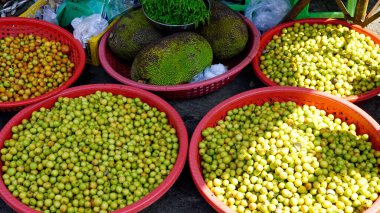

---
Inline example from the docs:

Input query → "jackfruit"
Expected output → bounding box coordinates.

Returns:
[107,8,163,61]
[198,1,248,60]
[131,32,213,85]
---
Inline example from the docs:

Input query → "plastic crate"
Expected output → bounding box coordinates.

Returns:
[85,17,120,66]
[56,0,105,27]
[225,0,251,12]
[19,0,48,18]
[20,0,117,66]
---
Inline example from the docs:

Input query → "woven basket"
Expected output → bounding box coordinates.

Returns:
[99,15,260,100]
[0,18,86,111]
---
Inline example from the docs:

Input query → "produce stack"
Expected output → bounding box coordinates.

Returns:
[0,34,74,102]
[189,88,380,213]
[253,19,380,102]
[0,11,189,213]
[188,15,380,213]
[106,0,250,86]
[0,85,187,213]
[0,18,85,111]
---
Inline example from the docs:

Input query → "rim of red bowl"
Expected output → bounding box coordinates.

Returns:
[189,86,380,213]
[252,18,380,103]
[99,15,260,92]
[0,84,188,213]
[0,17,86,110]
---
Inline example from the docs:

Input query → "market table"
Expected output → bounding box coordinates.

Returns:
[0,64,379,213]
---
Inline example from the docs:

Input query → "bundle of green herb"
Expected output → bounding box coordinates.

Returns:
[142,0,210,27]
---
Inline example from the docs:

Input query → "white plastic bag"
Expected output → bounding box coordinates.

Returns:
[245,0,291,32]
[42,5,58,25]
[191,64,228,83]
[71,14,109,47]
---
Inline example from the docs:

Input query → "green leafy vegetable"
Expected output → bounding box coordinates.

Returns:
[142,0,210,27]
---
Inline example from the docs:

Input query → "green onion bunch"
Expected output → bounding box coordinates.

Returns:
[142,0,210,27]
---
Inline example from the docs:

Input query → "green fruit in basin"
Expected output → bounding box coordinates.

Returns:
[260,23,380,97]
[107,9,163,61]
[198,1,248,60]
[1,92,179,212]
[131,32,213,85]
[199,101,380,213]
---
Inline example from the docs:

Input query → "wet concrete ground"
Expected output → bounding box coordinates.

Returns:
[0,0,379,212]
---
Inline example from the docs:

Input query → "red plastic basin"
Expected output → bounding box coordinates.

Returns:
[0,84,188,213]
[0,18,86,111]
[252,18,380,103]
[99,15,260,100]
[189,86,380,213]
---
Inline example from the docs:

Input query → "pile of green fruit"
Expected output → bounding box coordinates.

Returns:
[199,101,380,213]
[0,91,179,212]
[107,1,249,86]
[259,23,380,97]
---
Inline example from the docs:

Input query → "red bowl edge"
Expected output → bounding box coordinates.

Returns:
[0,17,86,110]
[99,15,261,93]
[251,18,380,103]
[0,84,188,213]
[189,86,380,213]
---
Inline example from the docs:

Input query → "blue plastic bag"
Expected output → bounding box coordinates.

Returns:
[245,0,291,32]
[105,0,138,21]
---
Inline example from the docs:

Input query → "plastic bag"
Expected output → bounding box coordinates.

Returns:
[56,0,106,27]
[72,14,109,47]
[42,5,58,25]
[105,0,138,21]
[245,0,291,32]
[191,64,228,83]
